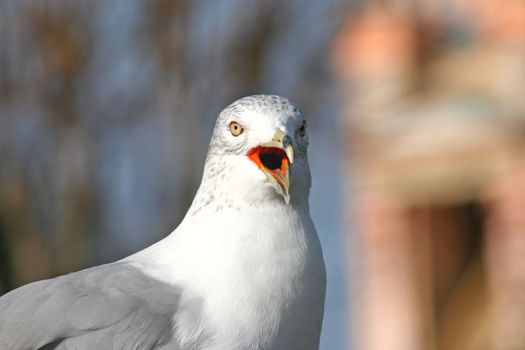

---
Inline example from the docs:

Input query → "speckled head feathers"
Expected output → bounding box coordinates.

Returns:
[189,94,311,214]
[220,95,301,119]
[207,95,307,157]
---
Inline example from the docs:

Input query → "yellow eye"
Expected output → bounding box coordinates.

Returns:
[229,121,243,136]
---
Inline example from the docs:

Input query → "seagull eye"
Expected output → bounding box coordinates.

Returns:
[229,121,244,137]
[298,122,306,137]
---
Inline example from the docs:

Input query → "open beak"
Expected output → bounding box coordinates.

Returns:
[247,129,294,204]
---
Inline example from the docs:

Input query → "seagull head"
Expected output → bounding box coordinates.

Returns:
[203,95,311,206]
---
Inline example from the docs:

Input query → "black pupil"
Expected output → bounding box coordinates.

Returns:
[260,153,282,170]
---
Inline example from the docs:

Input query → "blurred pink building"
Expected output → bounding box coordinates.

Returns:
[333,1,525,349]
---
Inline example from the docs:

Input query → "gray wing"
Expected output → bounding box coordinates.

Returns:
[0,262,190,350]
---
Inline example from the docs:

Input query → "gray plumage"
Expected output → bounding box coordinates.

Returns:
[0,263,194,349]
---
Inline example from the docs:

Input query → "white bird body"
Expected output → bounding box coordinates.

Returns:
[129,200,324,349]
[0,95,326,350]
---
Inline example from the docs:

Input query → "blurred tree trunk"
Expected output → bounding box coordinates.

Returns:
[0,218,14,294]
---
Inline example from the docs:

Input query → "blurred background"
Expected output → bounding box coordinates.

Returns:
[2,0,525,349]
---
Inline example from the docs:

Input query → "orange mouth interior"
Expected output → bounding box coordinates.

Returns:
[247,146,289,187]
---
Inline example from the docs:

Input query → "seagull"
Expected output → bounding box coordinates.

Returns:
[0,95,326,350]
